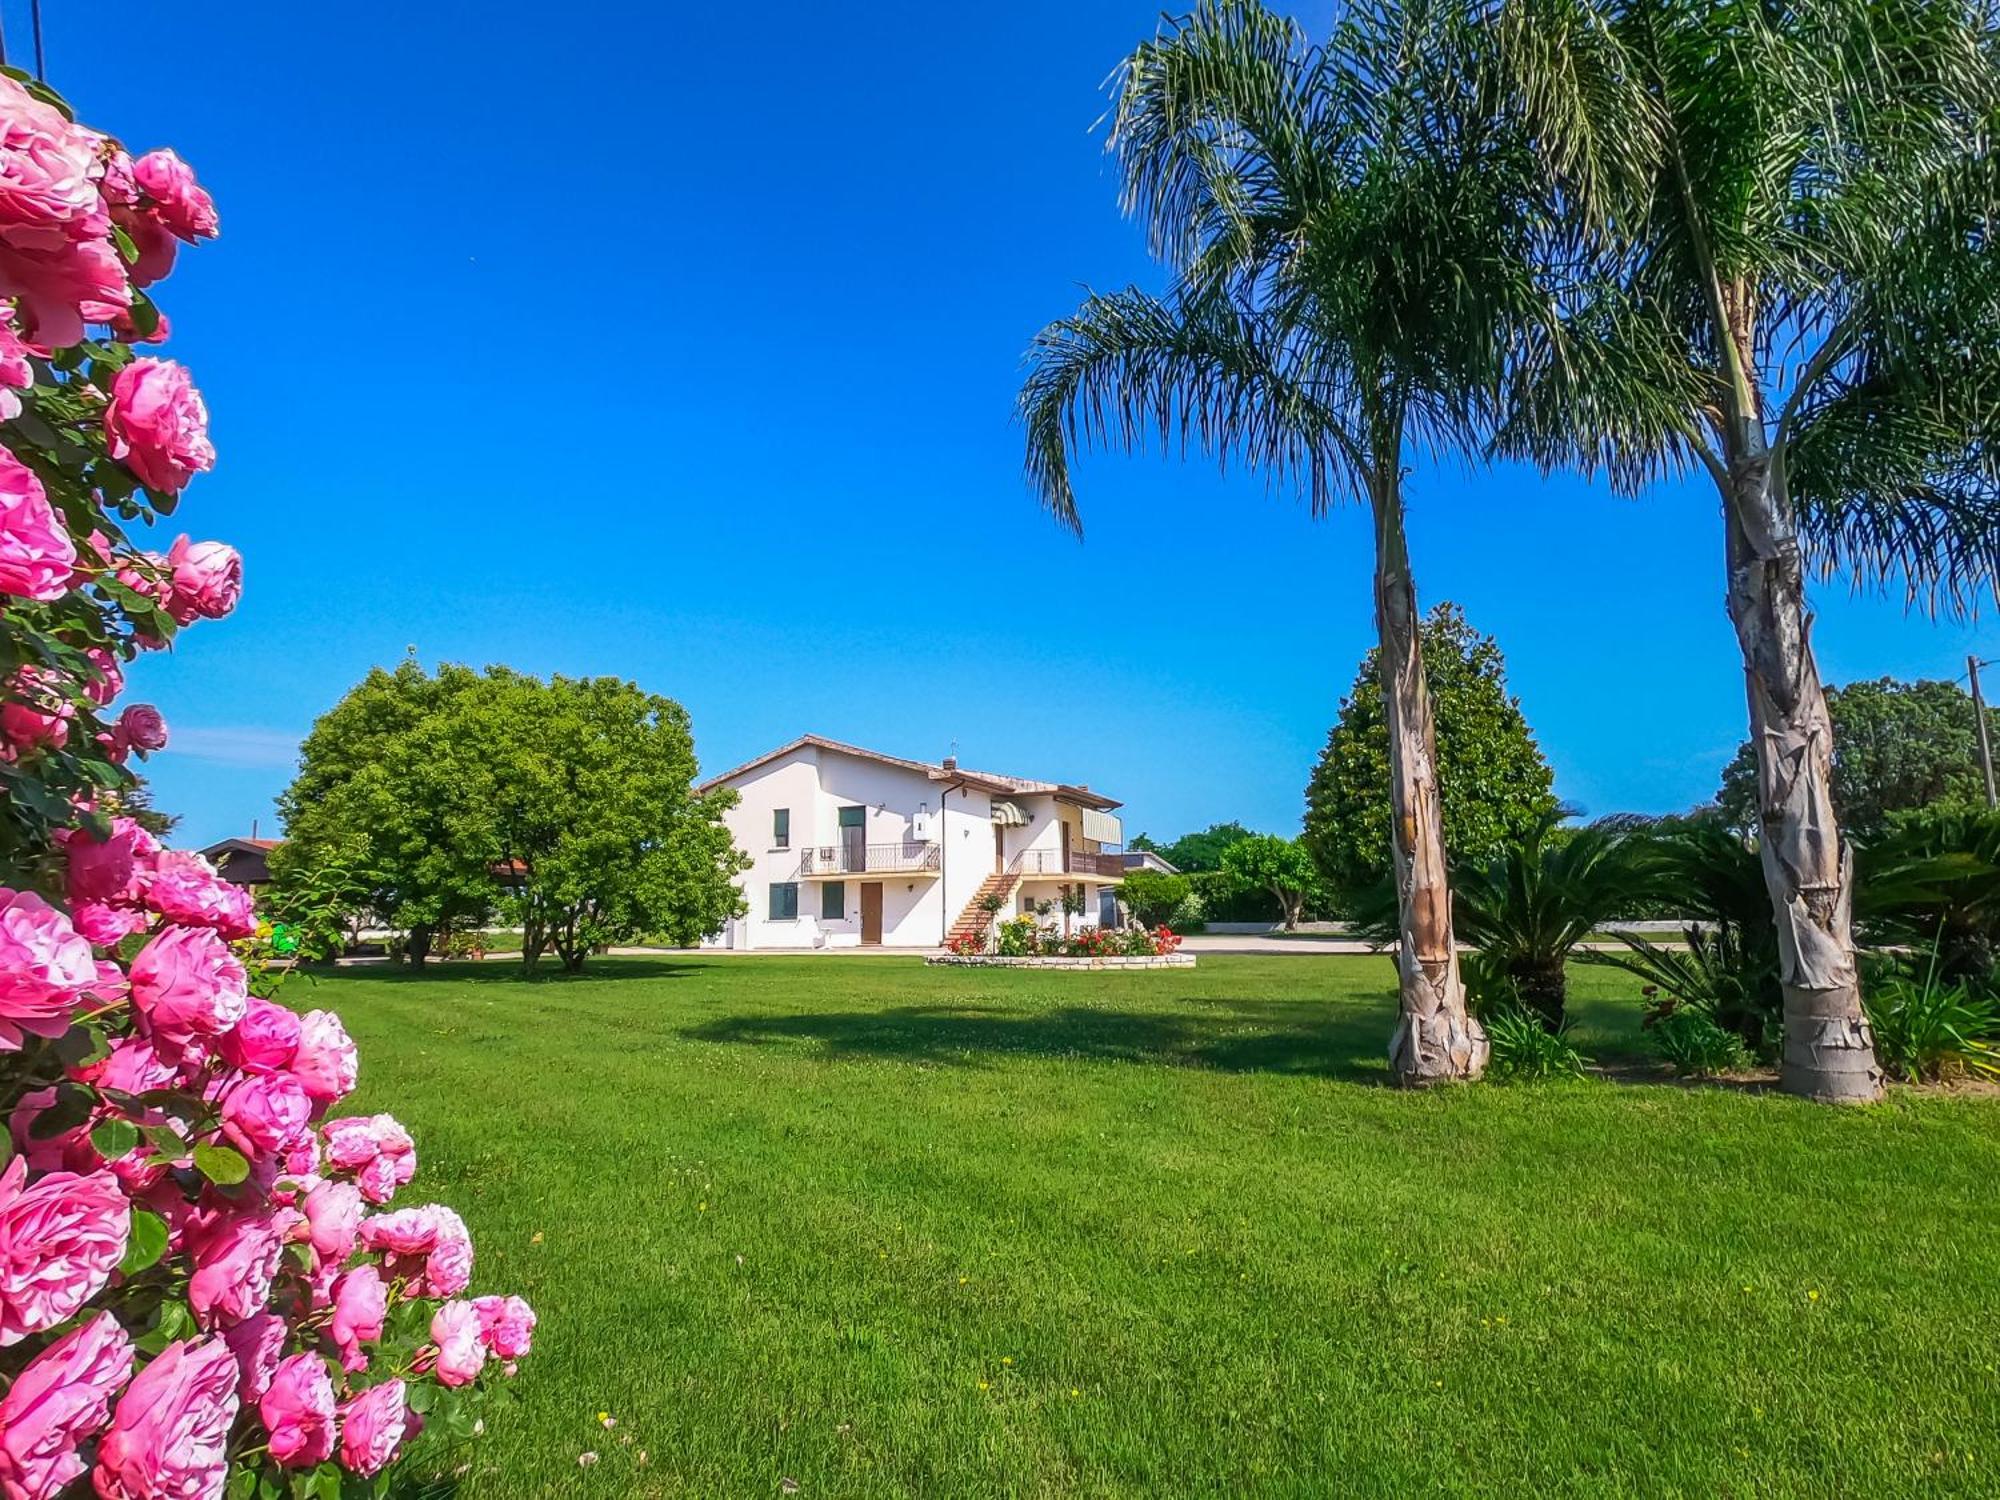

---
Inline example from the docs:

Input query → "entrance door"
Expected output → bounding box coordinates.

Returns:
[859,882,884,944]
[994,824,1006,874]
[839,806,866,872]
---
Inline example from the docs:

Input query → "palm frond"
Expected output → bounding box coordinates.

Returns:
[1017,285,1357,533]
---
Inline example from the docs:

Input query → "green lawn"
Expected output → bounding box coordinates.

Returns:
[309,954,2000,1498]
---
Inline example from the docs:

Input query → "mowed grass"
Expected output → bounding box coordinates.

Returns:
[307,955,2000,1498]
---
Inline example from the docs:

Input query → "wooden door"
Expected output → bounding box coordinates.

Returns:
[994,824,1006,873]
[859,882,883,944]
[1060,820,1072,873]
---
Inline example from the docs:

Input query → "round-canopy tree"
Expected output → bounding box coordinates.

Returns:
[1716,677,2000,842]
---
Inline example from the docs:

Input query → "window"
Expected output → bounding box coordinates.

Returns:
[772,808,790,849]
[767,882,798,920]
[821,882,846,921]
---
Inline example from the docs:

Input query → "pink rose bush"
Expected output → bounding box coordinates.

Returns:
[0,81,535,1500]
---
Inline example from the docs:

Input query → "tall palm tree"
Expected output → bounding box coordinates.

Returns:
[1491,0,2000,1100]
[1019,0,1545,1083]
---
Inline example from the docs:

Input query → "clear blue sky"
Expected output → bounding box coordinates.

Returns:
[62,1,1994,849]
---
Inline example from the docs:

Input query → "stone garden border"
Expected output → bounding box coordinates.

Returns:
[926,953,1197,970]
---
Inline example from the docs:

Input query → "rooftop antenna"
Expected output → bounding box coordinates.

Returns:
[29,0,43,79]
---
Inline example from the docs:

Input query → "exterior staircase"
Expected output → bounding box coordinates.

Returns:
[947,872,1018,948]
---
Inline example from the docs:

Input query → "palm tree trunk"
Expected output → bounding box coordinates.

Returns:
[1370,468,1487,1085]
[1722,442,1882,1102]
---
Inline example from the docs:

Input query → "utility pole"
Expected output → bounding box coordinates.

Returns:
[1970,655,1997,809]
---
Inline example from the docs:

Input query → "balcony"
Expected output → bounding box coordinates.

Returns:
[797,841,941,878]
[1008,848,1125,880]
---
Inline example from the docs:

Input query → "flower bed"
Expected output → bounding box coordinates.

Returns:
[929,951,1197,969]
[936,921,1192,967]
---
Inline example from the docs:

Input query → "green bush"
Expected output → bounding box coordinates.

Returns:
[1863,967,2000,1082]
[1483,1007,1590,1081]
[1646,1004,1752,1077]
[1120,870,1190,927]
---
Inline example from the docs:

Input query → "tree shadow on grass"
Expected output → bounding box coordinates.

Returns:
[681,996,1394,1082]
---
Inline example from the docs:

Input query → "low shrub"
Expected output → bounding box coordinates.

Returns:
[1864,968,2000,1083]
[1483,1007,1590,1081]
[1645,1001,1753,1077]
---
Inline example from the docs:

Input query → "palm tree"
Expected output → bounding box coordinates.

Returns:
[1019,0,1544,1083]
[1491,0,2000,1100]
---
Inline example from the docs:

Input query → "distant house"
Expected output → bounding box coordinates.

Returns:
[1121,850,1181,876]
[697,734,1127,950]
[200,837,280,888]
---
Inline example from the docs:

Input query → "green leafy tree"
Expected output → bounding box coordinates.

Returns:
[455,670,747,971]
[1305,603,1557,902]
[1491,0,2000,1099]
[1717,678,1999,842]
[273,661,495,966]
[1018,0,1543,1083]
[1119,869,1191,928]
[276,663,746,971]
[1220,833,1321,930]
[1158,822,1255,873]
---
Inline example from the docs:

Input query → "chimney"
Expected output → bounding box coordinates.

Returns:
[941,755,958,772]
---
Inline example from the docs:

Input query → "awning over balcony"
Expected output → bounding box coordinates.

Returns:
[991,800,1028,827]
[1080,808,1123,845]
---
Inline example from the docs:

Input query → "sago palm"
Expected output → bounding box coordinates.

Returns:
[1492,0,2000,1099]
[1019,0,1547,1083]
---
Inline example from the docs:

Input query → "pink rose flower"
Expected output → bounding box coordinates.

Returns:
[329,1264,385,1374]
[92,1336,238,1500]
[163,535,238,621]
[471,1294,536,1360]
[300,1177,363,1263]
[429,1300,487,1387]
[260,1353,336,1470]
[361,1204,472,1298]
[7,1086,94,1174]
[130,150,218,242]
[79,646,122,707]
[129,924,247,1044]
[291,1010,357,1103]
[0,697,69,753]
[141,850,254,939]
[221,1311,285,1404]
[282,1131,322,1179]
[0,1158,129,1346]
[215,1070,311,1159]
[61,816,159,906]
[0,448,74,602]
[0,79,125,346]
[323,1113,413,1203]
[0,314,32,422]
[81,1033,181,1095]
[67,901,147,948]
[217,998,300,1073]
[187,1207,289,1330]
[0,889,94,1051]
[115,704,167,754]
[103,360,213,496]
[337,1378,409,1478]
[0,79,102,238]
[0,1312,132,1500]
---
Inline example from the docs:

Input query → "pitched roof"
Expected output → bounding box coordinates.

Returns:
[698,734,1120,810]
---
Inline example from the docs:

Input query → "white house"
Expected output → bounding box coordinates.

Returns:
[698,734,1127,950]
